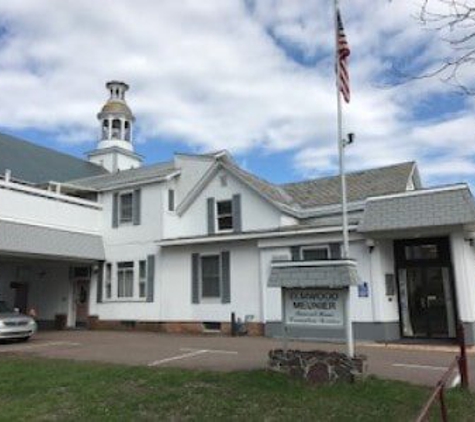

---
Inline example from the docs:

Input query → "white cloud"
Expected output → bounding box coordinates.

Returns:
[0,0,473,186]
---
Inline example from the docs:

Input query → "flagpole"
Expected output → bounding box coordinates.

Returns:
[333,0,354,358]
[334,0,349,259]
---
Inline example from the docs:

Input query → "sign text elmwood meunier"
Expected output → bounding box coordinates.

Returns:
[285,288,344,327]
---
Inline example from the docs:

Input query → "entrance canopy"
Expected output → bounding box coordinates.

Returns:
[359,185,475,233]
[0,220,104,261]
[268,260,359,289]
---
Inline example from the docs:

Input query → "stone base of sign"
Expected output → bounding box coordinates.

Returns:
[268,349,367,385]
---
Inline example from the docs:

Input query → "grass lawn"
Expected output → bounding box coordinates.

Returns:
[0,356,474,421]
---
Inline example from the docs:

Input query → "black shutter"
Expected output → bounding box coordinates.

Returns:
[232,194,242,233]
[168,189,175,211]
[207,198,215,235]
[133,189,141,225]
[290,246,301,261]
[112,193,119,228]
[221,251,231,304]
[330,243,342,259]
[96,262,104,303]
[146,255,155,302]
[191,253,200,304]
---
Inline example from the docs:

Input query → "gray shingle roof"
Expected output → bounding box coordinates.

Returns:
[268,261,359,288]
[359,185,475,233]
[223,158,295,206]
[0,132,107,184]
[281,162,416,208]
[0,220,104,260]
[68,161,176,190]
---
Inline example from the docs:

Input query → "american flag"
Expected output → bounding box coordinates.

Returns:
[337,10,350,103]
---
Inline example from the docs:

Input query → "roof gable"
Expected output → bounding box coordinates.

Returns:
[176,158,296,216]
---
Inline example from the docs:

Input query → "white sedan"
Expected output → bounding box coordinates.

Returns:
[0,301,37,341]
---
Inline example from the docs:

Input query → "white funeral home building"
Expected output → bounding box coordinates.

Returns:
[1,81,475,344]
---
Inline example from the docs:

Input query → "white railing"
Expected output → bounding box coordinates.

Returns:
[0,177,103,234]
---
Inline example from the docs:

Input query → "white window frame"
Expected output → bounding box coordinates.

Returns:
[119,191,134,224]
[300,245,330,261]
[216,199,233,233]
[117,261,134,298]
[200,253,222,302]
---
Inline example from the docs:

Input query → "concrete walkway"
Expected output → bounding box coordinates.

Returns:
[0,330,472,388]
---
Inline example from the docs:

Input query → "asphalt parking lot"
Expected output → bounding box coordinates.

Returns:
[0,330,473,388]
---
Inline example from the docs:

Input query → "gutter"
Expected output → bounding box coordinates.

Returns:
[157,224,359,247]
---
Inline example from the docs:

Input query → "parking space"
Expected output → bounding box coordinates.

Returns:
[0,330,473,388]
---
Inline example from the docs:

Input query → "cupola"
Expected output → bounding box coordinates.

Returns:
[88,81,142,172]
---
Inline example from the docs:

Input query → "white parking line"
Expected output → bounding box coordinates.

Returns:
[148,349,209,367]
[180,347,238,355]
[392,363,448,371]
[0,341,80,353]
[148,347,239,367]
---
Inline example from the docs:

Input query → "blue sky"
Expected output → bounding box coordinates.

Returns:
[0,0,474,187]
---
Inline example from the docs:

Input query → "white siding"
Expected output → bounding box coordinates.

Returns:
[160,241,261,322]
[164,170,283,239]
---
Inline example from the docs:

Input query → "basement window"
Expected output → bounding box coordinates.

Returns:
[203,322,221,332]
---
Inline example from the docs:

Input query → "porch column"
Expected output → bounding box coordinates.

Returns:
[450,232,475,323]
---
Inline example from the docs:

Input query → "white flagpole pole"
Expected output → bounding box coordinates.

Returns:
[334,0,349,259]
[333,0,354,358]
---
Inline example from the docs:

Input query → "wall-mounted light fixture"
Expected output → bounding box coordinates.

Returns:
[464,231,475,247]
[366,239,375,253]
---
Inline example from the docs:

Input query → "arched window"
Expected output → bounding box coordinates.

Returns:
[111,119,121,139]
[102,120,109,138]
[124,121,131,141]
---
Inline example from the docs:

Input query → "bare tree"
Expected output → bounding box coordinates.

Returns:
[396,0,475,94]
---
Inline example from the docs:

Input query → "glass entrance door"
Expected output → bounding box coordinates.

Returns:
[395,238,457,339]
[399,267,455,338]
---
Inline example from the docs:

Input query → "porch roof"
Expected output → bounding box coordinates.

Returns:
[268,260,359,289]
[359,185,475,233]
[0,220,104,261]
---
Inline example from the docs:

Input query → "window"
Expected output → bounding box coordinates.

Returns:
[105,263,112,299]
[111,118,121,139]
[139,260,147,298]
[405,244,438,260]
[201,255,220,298]
[168,189,175,212]
[71,266,91,279]
[119,192,133,223]
[117,262,134,298]
[301,247,329,261]
[216,200,233,231]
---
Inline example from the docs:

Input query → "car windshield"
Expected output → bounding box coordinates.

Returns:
[0,301,14,313]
